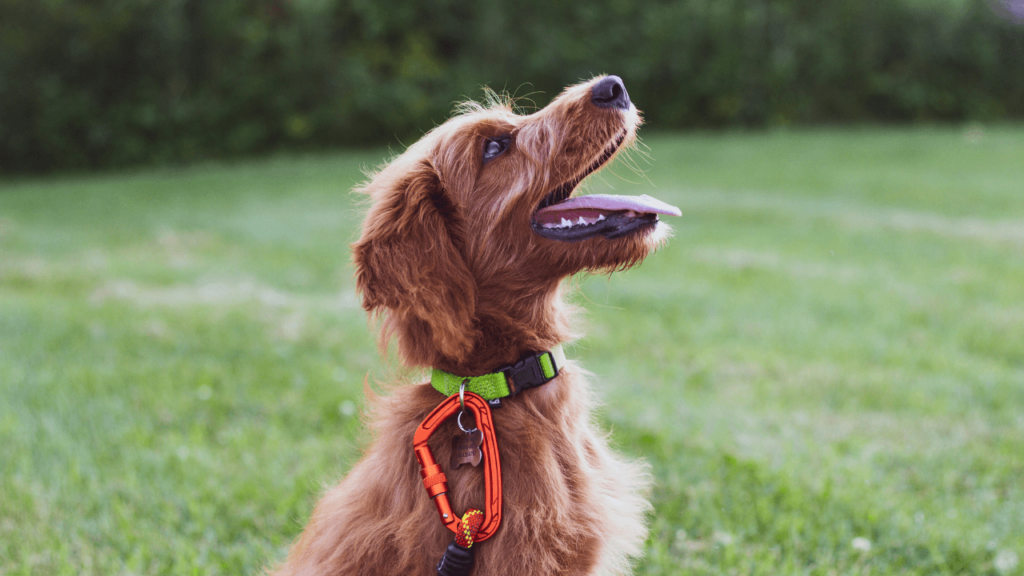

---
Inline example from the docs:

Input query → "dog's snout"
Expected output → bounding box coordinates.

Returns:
[591,76,630,110]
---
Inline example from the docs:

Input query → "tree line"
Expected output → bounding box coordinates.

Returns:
[1,0,1022,173]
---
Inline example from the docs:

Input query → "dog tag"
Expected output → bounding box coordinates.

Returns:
[450,429,484,468]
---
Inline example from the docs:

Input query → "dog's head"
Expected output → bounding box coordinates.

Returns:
[354,76,677,368]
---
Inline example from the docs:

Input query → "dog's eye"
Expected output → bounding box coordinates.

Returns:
[483,137,510,163]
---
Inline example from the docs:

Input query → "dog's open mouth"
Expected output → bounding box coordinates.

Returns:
[531,132,681,242]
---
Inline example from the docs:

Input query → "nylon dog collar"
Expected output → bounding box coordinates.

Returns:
[431,345,566,402]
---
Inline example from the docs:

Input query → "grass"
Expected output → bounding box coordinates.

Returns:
[1,125,1023,575]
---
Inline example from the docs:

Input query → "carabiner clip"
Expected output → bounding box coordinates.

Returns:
[413,391,502,542]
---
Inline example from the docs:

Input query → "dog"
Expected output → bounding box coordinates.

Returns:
[272,75,679,576]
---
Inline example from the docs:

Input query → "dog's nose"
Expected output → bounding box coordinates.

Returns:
[591,76,631,110]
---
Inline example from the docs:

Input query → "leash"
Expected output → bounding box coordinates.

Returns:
[435,509,484,575]
[415,347,564,575]
[414,387,502,576]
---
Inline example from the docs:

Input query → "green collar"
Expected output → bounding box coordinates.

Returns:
[431,345,566,402]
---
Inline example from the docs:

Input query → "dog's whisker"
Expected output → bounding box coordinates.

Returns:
[616,154,652,185]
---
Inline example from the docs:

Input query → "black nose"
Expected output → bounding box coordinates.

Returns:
[591,76,631,110]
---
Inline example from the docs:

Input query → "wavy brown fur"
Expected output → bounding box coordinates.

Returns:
[271,76,671,576]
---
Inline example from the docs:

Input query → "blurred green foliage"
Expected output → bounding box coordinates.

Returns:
[1,0,1023,173]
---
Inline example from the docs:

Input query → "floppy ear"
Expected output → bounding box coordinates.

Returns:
[353,161,478,365]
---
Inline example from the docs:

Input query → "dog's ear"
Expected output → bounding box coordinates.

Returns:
[353,160,478,364]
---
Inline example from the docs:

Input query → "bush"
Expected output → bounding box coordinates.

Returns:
[1,0,1022,173]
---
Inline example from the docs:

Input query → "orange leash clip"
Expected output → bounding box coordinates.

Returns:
[413,391,502,542]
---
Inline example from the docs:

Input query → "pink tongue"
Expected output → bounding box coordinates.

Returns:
[536,194,682,217]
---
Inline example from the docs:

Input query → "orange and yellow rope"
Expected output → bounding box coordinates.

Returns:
[454,509,484,548]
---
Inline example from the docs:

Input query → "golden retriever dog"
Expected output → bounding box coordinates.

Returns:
[272,75,680,576]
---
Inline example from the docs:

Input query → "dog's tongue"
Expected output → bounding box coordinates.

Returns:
[537,194,682,218]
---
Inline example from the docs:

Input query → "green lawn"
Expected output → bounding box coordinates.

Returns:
[2,126,1022,575]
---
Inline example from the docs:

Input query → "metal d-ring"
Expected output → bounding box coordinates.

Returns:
[457,410,474,433]
[457,379,474,433]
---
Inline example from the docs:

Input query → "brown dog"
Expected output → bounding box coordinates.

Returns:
[272,76,679,576]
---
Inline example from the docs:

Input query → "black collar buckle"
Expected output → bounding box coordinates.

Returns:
[498,351,559,396]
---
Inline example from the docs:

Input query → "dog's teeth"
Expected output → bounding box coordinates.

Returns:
[546,215,609,229]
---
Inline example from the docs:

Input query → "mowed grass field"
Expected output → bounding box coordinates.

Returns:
[2,126,1023,575]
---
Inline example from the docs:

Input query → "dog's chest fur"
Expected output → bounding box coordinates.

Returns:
[273,363,650,576]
